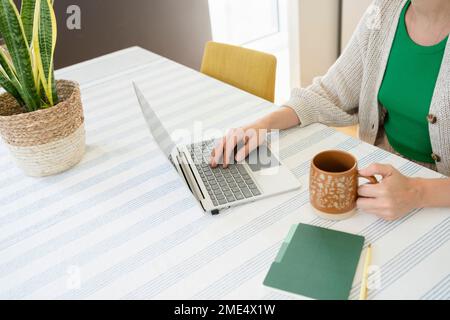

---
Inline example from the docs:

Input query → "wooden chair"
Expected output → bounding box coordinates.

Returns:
[201,41,277,103]
[333,125,358,137]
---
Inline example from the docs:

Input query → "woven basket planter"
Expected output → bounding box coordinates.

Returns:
[0,80,85,177]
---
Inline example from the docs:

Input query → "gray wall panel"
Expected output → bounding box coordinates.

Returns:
[51,0,212,69]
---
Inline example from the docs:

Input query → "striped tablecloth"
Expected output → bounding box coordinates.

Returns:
[0,47,448,300]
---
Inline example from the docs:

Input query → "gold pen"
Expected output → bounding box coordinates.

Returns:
[359,244,372,300]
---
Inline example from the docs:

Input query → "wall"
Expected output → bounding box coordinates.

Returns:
[341,0,372,49]
[53,0,212,69]
[288,0,340,87]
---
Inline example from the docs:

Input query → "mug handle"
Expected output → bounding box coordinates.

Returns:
[358,174,378,184]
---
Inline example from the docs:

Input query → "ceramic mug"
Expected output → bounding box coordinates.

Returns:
[309,150,377,220]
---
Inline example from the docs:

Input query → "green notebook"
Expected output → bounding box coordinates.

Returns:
[263,223,365,300]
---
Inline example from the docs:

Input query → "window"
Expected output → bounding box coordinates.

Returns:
[208,0,280,45]
[208,0,291,103]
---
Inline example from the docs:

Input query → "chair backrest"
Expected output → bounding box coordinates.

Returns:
[201,41,277,103]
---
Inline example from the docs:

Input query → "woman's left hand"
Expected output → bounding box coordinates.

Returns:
[357,164,422,221]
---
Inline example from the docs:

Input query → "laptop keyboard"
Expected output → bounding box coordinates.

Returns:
[188,140,262,207]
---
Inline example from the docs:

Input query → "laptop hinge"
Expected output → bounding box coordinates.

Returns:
[174,153,207,212]
[177,152,206,202]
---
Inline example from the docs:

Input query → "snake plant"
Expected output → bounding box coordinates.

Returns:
[0,0,58,112]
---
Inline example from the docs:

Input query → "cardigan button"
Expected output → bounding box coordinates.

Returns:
[427,114,437,124]
[431,153,441,162]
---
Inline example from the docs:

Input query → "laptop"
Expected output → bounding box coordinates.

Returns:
[133,83,301,215]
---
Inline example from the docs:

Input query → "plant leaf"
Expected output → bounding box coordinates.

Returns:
[0,46,24,104]
[20,0,36,46]
[0,46,16,79]
[31,0,41,93]
[0,66,23,103]
[34,0,58,105]
[0,0,40,111]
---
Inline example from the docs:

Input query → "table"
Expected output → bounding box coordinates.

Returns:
[0,47,448,300]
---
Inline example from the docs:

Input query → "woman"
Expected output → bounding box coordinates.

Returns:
[210,0,450,221]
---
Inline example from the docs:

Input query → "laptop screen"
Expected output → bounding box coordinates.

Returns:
[133,82,177,159]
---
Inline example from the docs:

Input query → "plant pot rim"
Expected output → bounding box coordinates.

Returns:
[0,79,80,121]
[0,79,84,148]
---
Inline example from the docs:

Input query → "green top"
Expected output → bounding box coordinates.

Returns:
[378,0,448,163]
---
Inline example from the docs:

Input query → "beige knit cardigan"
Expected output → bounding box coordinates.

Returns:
[285,0,450,176]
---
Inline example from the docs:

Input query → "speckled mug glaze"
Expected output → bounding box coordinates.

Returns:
[310,150,377,220]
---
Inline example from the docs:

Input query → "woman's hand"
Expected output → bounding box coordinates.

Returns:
[209,107,301,168]
[210,126,267,168]
[357,164,422,221]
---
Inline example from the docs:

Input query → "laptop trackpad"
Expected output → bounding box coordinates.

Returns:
[246,144,279,172]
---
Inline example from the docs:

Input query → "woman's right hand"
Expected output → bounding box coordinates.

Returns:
[209,106,301,168]
[210,126,267,168]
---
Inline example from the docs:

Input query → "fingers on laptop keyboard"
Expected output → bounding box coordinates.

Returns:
[235,131,260,162]
[210,138,225,168]
[210,129,246,168]
[223,131,243,168]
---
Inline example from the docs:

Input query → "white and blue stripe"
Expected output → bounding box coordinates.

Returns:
[0,47,448,300]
